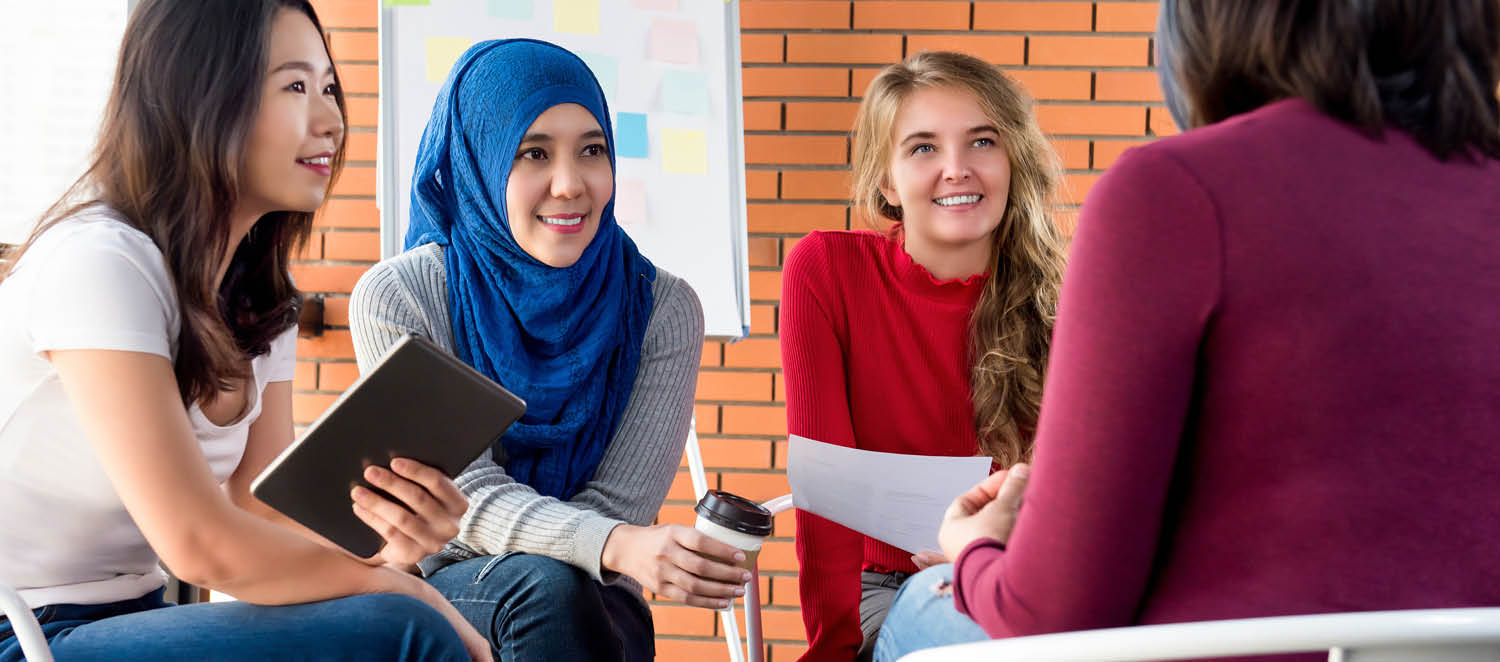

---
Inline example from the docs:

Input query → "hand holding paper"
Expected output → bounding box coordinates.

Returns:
[937,463,1030,560]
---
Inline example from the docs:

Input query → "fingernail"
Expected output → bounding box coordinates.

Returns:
[733,551,746,562]
[351,486,365,499]
[1013,463,1030,478]
[365,466,383,480]
[719,600,731,608]
[392,458,409,472]
[911,555,920,565]
[741,571,752,582]
[734,587,746,597]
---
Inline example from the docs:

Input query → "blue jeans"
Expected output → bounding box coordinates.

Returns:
[871,564,990,662]
[0,587,467,661]
[425,553,654,662]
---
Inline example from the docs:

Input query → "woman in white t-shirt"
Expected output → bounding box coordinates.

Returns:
[0,2,488,661]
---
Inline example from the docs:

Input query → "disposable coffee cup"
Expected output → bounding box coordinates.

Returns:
[693,489,773,573]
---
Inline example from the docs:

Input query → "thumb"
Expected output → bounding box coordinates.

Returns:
[991,463,1030,511]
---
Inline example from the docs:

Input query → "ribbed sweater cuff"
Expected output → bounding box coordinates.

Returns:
[571,513,626,583]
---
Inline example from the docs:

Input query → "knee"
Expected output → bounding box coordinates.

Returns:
[348,593,465,657]
[888,564,955,622]
[501,555,594,603]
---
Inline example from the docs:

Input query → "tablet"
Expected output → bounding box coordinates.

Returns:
[251,333,526,558]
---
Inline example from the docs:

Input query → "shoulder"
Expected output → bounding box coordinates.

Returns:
[644,268,704,348]
[18,206,174,304]
[782,229,891,297]
[351,243,447,318]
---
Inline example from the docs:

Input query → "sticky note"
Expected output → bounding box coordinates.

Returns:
[648,18,699,65]
[661,129,708,175]
[575,52,618,103]
[615,179,648,226]
[660,70,709,116]
[554,0,600,34]
[632,0,677,10]
[425,37,475,84]
[488,0,533,19]
[384,0,430,5]
[615,112,648,159]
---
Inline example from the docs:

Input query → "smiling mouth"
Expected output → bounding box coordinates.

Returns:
[539,215,584,226]
[934,194,982,207]
[296,155,331,167]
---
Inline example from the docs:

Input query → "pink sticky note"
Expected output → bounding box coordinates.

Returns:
[615,179,647,226]
[648,18,698,65]
[631,0,677,9]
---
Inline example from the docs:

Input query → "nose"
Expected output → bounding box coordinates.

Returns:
[941,150,972,182]
[550,155,585,200]
[313,89,344,145]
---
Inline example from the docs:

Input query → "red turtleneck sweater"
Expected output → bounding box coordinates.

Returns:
[779,228,986,662]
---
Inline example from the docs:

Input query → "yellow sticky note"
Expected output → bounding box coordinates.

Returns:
[425,37,474,84]
[554,0,600,34]
[661,129,708,175]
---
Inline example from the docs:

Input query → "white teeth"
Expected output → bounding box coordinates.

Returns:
[935,194,981,206]
[541,216,583,226]
[298,156,330,166]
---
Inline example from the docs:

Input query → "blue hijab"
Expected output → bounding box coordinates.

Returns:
[405,39,656,500]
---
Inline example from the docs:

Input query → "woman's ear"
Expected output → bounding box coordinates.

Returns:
[877,176,901,209]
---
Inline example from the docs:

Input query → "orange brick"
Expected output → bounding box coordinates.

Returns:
[771,643,811,659]
[697,372,774,402]
[746,170,779,200]
[743,67,849,97]
[695,404,720,433]
[317,361,360,391]
[784,101,859,132]
[721,406,788,437]
[1029,36,1151,67]
[851,68,883,98]
[749,269,782,302]
[781,235,804,262]
[1096,71,1164,102]
[786,34,903,66]
[719,470,791,501]
[345,97,377,128]
[315,199,379,230]
[1096,2,1161,32]
[742,33,784,64]
[748,236,780,267]
[1036,104,1148,136]
[773,440,789,468]
[327,30,377,61]
[293,361,317,391]
[758,538,798,571]
[747,204,845,234]
[338,63,379,95]
[296,330,353,359]
[744,101,782,131]
[290,264,365,293]
[1149,106,1182,137]
[294,232,323,261]
[740,1,850,30]
[772,373,785,402]
[853,2,969,30]
[656,503,697,528]
[1051,139,1091,170]
[322,231,380,262]
[1003,69,1091,101]
[698,438,775,469]
[772,508,796,538]
[760,607,809,640]
[973,1,1093,31]
[345,132,376,162]
[905,34,1026,66]
[770,576,801,607]
[745,135,846,166]
[1061,173,1102,205]
[1092,139,1150,169]
[650,604,717,636]
[310,0,375,29]
[292,392,338,423]
[330,166,376,197]
[750,303,777,335]
[322,296,350,326]
[781,170,851,201]
[702,341,723,367]
[666,469,712,501]
[655,640,729,661]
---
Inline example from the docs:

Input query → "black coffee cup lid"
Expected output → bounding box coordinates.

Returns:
[694,489,773,537]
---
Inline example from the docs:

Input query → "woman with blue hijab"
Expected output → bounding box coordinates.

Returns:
[349,39,746,661]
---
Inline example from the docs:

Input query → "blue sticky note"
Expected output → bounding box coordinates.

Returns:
[615,112,649,159]
[488,0,532,19]
[661,70,709,116]
[576,52,618,104]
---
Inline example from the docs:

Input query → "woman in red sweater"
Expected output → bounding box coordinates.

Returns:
[875,1,1500,661]
[778,51,1067,662]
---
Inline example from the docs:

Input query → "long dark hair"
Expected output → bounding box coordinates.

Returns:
[1,0,346,405]
[1157,0,1500,161]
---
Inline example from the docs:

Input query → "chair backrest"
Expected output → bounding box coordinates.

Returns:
[0,583,56,662]
[897,609,1500,662]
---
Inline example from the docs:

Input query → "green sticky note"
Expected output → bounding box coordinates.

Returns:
[555,0,600,34]
[425,37,474,84]
[575,52,618,103]
[488,0,533,19]
[661,129,708,175]
[661,70,709,116]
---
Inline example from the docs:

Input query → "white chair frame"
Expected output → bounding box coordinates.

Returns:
[897,608,1500,662]
[0,582,55,662]
[683,417,793,662]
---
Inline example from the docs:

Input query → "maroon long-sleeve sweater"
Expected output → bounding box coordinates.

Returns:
[954,99,1500,661]
[780,228,986,662]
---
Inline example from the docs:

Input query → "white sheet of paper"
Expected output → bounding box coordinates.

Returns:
[787,435,992,555]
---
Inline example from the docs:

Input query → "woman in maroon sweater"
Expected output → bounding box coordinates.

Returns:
[779,51,1068,661]
[874,2,1500,660]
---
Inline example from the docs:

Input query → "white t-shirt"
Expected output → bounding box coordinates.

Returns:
[0,206,296,608]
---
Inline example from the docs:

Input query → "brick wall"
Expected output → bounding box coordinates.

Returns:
[299,1,1170,659]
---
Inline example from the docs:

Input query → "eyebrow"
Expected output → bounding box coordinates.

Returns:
[898,125,999,147]
[270,60,336,76]
[519,128,609,144]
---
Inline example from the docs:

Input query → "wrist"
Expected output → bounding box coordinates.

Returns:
[600,523,639,573]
